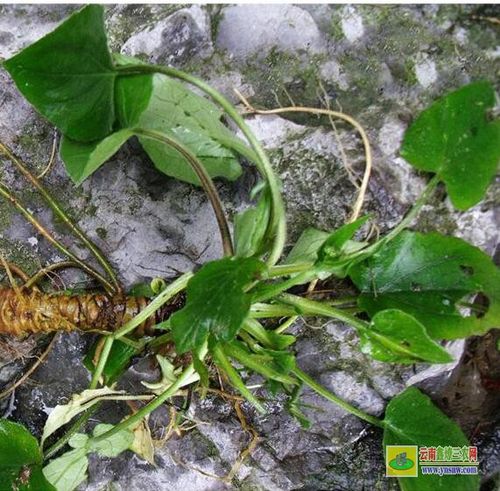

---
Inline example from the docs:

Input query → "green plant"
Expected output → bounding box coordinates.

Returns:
[1,5,499,491]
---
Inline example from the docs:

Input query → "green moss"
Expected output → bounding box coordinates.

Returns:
[240,49,328,126]
[207,4,225,41]
[0,237,39,276]
[96,227,108,240]
[329,13,344,42]
[403,60,418,86]
[0,201,14,231]
[106,4,184,50]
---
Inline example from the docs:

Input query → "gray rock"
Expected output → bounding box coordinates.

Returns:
[121,5,213,65]
[216,5,326,60]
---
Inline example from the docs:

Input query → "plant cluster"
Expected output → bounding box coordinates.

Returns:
[0,5,499,491]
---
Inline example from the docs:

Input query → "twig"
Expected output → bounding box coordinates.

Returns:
[0,254,21,295]
[0,258,29,283]
[469,14,500,25]
[234,88,373,223]
[224,400,260,483]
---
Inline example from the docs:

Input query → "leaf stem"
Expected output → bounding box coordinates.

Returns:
[249,303,298,318]
[278,292,369,331]
[224,342,298,386]
[365,174,440,255]
[385,175,440,242]
[0,142,121,293]
[114,271,193,340]
[267,262,314,277]
[43,408,96,460]
[292,367,384,428]
[116,64,286,266]
[134,128,233,257]
[252,271,314,303]
[89,336,114,389]
[212,343,266,413]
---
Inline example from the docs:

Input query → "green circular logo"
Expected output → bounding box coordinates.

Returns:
[389,455,414,471]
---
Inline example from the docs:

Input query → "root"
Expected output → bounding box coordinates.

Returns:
[0,141,122,294]
[234,88,373,223]
[37,131,58,179]
[224,400,260,483]
[0,333,58,400]
[23,261,108,291]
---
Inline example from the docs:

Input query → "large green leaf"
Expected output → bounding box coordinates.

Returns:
[349,231,500,339]
[0,419,55,491]
[116,73,246,185]
[3,5,115,142]
[383,387,479,491]
[171,257,265,353]
[361,310,452,364]
[60,129,134,184]
[401,81,500,210]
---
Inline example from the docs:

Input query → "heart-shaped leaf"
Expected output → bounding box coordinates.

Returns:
[401,81,500,210]
[361,310,452,364]
[60,129,135,184]
[116,73,246,185]
[349,231,500,339]
[3,5,116,142]
[383,387,479,491]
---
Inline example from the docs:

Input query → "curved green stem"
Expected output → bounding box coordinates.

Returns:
[252,270,315,303]
[0,142,121,293]
[360,175,440,259]
[116,64,286,266]
[134,128,233,257]
[279,292,368,329]
[292,367,384,428]
[212,343,266,413]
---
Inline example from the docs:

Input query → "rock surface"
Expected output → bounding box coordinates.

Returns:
[0,4,498,490]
